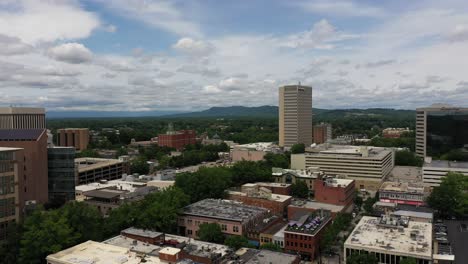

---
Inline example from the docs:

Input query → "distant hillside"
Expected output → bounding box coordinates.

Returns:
[164,106,414,119]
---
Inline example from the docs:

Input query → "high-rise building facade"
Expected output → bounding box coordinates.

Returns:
[0,129,49,209]
[313,123,332,144]
[48,147,76,206]
[0,147,23,240]
[56,128,89,151]
[0,107,46,129]
[415,104,468,158]
[279,85,312,148]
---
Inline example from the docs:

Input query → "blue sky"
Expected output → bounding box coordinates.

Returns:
[0,0,468,112]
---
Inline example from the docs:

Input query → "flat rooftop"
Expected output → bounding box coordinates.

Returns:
[181,199,268,223]
[290,200,345,213]
[255,182,291,188]
[345,216,432,260]
[423,160,468,169]
[103,235,161,256]
[390,166,422,181]
[0,107,45,114]
[306,144,392,159]
[285,210,331,236]
[380,181,426,194]
[76,180,146,193]
[272,167,322,179]
[234,142,277,151]
[322,177,354,188]
[46,240,164,264]
[228,190,291,203]
[76,157,125,173]
[235,248,298,264]
[122,227,163,239]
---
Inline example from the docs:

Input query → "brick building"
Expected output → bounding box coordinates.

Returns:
[228,187,292,216]
[56,128,89,151]
[158,129,196,150]
[284,209,332,260]
[0,129,49,209]
[314,176,355,209]
[313,123,332,144]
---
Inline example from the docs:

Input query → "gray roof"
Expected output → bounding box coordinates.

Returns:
[0,129,45,141]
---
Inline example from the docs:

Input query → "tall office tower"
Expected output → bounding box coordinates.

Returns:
[0,107,46,129]
[313,123,332,144]
[415,104,468,158]
[48,147,76,206]
[0,147,24,240]
[0,129,49,210]
[279,85,313,148]
[56,128,90,151]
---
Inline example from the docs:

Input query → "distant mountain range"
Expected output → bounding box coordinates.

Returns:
[46,106,415,119]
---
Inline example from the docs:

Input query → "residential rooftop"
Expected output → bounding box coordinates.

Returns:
[181,199,268,223]
[285,209,331,236]
[345,216,432,260]
[122,227,164,239]
[75,180,147,195]
[46,240,164,264]
[254,182,292,188]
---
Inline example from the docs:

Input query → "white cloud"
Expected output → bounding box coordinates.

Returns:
[172,38,214,56]
[0,0,100,44]
[294,0,385,18]
[103,24,117,33]
[47,43,93,64]
[96,0,202,37]
[0,34,32,55]
[447,24,468,42]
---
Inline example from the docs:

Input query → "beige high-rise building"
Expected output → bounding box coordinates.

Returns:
[0,107,46,129]
[57,128,90,151]
[279,85,312,148]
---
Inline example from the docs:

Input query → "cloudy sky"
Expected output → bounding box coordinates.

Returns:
[1,0,468,112]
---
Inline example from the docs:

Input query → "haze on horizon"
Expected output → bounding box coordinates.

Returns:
[1,0,468,113]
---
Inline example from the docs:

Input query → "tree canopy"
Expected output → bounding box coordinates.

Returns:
[427,172,468,218]
[224,236,250,250]
[346,253,378,264]
[130,156,150,174]
[291,180,309,199]
[395,150,423,166]
[198,223,224,243]
[291,143,305,154]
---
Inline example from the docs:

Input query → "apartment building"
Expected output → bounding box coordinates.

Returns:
[291,145,394,191]
[279,85,313,148]
[56,128,89,151]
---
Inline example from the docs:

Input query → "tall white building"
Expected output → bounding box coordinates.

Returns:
[279,85,312,148]
[291,145,394,191]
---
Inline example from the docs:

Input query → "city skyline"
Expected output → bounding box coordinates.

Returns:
[1,0,468,112]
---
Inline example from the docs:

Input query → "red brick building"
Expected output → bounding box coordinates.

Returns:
[284,210,332,260]
[158,130,196,150]
[314,176,355,208]
[313,123,332,144]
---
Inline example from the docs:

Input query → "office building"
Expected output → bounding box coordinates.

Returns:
[284,209,332,260]
[291,145,394,191]
[344,216,432,264]
[75,157,130,185]
[279,85,313,148]
[0,107,46,129]
[313,123,332,144]
[56,128,89,151]
[379,181,428,206]
[0,147,23,240]
[178,199,270,238]
[0,129,48,208]
[415,104,468,158]
[422,160,468,187]
[47,147,76,206]
[232,142,281,162]
[314,176,355,208]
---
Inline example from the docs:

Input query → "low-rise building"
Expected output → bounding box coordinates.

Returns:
[314,176,355,208]
[422,159,468,187]
[379,181,429,206]
[259,220,288,246]
[284,209,332,260]
[273,167,323,192]
[228,184,292,216]
[75,157,130,185]
[242,182,291,196]
[232,142,281,162]
[129,137,158,148]
[344,216,433,264]
[178,199,270,239]
[288,200,347,220]
[291,144,394,191]
[230,247,301,264]
[382,128,411,138]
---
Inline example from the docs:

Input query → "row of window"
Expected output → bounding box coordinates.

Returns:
[285,233,313,241]
[0,176,15,195]
[0,198,16,218]
[286,241,313,249]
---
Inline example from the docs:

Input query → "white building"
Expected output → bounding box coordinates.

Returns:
[344,216,432,264]
[422,160,468,187]
[291,145,394,191]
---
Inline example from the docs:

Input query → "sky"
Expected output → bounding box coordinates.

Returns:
[1,0,468,112]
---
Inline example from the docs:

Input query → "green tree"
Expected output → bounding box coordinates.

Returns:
[231,160,272,185]
[176,167,232,202]
[395,150,423,166]
[346,253,378,264]
[427,172,468,218]
[0,223,22,264]
[291,180,309,198]
[61,202,103,242]
[198,223,224,243]
[354,195,363,209]
[260,242,282,252]
[224,235,250,250]
[263,153,289,169]
[400,258,417,264]
[76,148,99,158]
[291,143,305,154]
[19,209,80,264]
[130,156,150,174]
[363,195,378,215]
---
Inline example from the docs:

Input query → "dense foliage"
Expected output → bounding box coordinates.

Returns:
[395,150,423,166]
[427,172,468,218]
[291,143,305,154]
[259,242,282,252]
[320,213,352,253]
[291,180,309,199]
[224,236,251,250]
[346,253,378,264]
[198,223,224,243]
